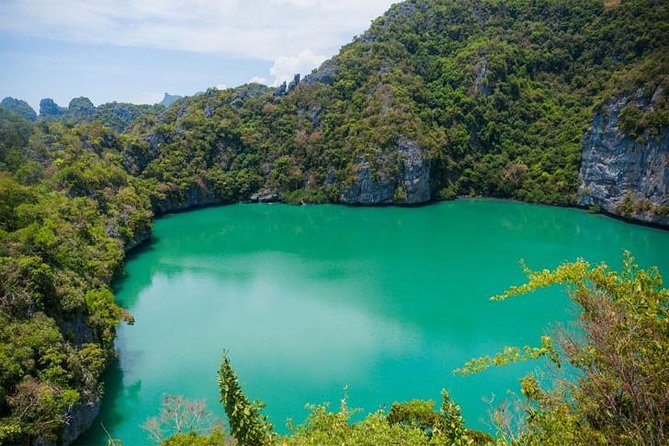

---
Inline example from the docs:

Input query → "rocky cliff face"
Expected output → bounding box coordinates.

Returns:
[160,92,182,107]
[153,184,224,215]
[61,400,101,446]
[579,88,669,227]
[340,140,431,205]
[39,98,66,118]
[0,97,37,121]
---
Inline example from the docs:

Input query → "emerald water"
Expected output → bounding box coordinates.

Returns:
[77,200,669,445]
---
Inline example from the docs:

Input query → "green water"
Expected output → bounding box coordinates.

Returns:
[77,200,669,445]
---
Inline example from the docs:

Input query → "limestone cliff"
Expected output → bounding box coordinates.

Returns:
[340,140,431,205]
[579,87,669,227]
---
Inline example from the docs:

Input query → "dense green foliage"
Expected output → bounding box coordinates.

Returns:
[458,253,669,445]
[0,121,151,444]
[121,0,667,208]
[187,355,490,446]
[0,0,668,443]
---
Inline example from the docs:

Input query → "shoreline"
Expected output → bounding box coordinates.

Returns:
[124,196,669,257]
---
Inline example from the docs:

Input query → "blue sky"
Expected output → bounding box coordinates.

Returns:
[0,0,396,111]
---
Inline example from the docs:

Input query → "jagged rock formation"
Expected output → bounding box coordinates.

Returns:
[32,96,164,131]
[67,97,96,121]
[302,59,336,86]
[579,87,669,227]
[160,92,182,107]
[62,401,101,446]
[0,97,37,121]
[340,141,431,205]
[39,98,65,118]
[250,189,281,203]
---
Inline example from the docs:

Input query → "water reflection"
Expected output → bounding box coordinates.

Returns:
[77,200,669,445]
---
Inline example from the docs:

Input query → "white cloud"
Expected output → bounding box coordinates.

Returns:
[0,0,396,61]
[215,83,228,90]
[132,91,165,105]
[0,0,399,99]
[269,49,327,86]
[248,76,269,85]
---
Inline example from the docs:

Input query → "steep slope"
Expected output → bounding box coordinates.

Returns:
[128,0,667,220]
[579,53,669,225]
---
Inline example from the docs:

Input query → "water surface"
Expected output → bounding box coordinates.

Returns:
[78,200,669,444]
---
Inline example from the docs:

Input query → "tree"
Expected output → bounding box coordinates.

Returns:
[142,395,223,444]
[218,352,274,446]
[459,253,669,445]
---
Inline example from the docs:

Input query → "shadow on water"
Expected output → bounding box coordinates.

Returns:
[112,236,160,293]
[75,359,131,445]
[110,237,164,309]
[75,239,162,444]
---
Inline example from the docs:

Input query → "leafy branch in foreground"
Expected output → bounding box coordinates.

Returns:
[458,252,669,445]
[218,351,274,446]
[455,336,559,376]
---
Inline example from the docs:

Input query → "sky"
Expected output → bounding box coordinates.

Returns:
[0,0,397,111]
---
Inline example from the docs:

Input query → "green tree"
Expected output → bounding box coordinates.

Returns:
[460,253,669,445]
[218,352,274,446]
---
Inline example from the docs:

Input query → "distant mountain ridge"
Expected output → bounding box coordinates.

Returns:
[0,96,165,132]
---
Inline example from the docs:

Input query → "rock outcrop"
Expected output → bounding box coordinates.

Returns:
[61,400,101,445]
[0,97,37,121]
[302,59,336,86]
[251,189,280,203]
[160,93,182,107]
[579,88,669,227]
[68,97,96,121]
[153,184,223,215]
[340,140,431,205]
[39,98,65,118]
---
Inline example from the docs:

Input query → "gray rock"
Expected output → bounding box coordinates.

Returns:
[160,93,182,107]
[340,140,431,205]
[303,59,336,86]
[68,97,96,121]
[473,56,490,96]
[153,184,222,214]
[287,74,301,92]
[250,189,280,203]
[61,399,101,445]
[0,97,37,121]
[399,140,431,204]
[578,88,669,227]
[273,82,287,98]
[39,98,65,118]
[340,156,396,205]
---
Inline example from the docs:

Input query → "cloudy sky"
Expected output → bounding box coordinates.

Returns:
[0,0,397,111]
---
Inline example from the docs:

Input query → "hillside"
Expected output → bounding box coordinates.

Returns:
[0,0,667,444]
[123,0,667,222]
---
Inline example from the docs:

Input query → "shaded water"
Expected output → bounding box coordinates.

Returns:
[77,200,669,444]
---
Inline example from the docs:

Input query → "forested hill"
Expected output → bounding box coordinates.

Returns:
[121,0,667,219]
[0,0,668,444]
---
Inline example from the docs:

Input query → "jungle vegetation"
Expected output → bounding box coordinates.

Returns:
[0,0,667,444]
